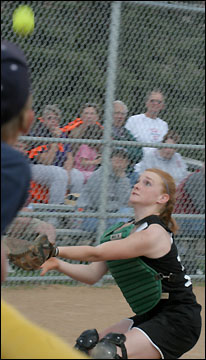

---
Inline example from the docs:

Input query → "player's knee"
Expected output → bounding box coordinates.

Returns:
[74,329,128,359]
[91,332,128,359]
[74,328,99,354]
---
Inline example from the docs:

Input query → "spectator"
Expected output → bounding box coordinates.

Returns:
[174,163,205,273]
[14,140,69,207]
[61,102,103,142]
[73,125,103,184]
[29,104,63,138]
[112,100,143,185]
[28,162,84,205]
[174,162,205,215]
[27,105,85,202]
[28,104,71,167]
[125,90,168,155]
[134,130,189,187]
[76,147,133,232]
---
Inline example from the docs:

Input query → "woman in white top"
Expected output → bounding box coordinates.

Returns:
[125,90,168,155]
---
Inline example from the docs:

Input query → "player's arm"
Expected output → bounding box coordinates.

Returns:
[57,225,171,262]
[40,259,108,285]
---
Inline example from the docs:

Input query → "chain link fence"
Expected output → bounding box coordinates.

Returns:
[1,1,205,285]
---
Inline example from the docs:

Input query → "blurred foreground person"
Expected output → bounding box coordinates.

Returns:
[1,39,88,359]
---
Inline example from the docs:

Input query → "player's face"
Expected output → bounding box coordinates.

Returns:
[129,171,165,206]
[113,103,127,127]
[81,107,99,124]
[146,92,164,115]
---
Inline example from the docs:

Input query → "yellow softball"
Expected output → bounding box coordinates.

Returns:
[13,5,34,36]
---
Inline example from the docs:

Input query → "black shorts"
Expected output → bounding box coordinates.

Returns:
[129,299,202,359]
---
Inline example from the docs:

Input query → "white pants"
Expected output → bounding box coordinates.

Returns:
[31,165,84,203]
[30,164,84,227]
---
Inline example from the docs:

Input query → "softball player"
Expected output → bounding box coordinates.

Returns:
[41,168,202,359]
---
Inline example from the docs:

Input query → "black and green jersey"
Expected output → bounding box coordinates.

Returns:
[100,215,196,315]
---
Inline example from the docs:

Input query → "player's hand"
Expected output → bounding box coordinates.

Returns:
[40,257,59,276]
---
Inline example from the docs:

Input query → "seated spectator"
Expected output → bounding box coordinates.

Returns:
[76,147,134,232]
[133,130,189,187]
[26,105,85,202]
[13,140,71,227]
[112,100,143,185]
[28,163,84,207]
[14,140,68,203]
[61,102,103,143]
[29,104,63,138]
[125,89,168,155]
[28,104,71,167]
[174,163,205,273]
[73,125,103,183]
[174,163,205,214]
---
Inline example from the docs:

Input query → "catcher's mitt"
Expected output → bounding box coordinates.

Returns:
[4,234,58,271]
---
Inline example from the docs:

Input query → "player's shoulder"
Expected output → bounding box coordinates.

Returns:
[2,142,30,171]
[135,215,171,233]
[138,222,171,250]
[143,222,168,235]
[1,142,31,192]
[1,142,25,161]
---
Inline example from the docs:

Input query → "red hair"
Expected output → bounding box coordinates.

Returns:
[146,168,179,234]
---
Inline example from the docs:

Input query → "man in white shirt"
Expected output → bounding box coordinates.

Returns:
[133,130,189,187]
[125,90,168,155]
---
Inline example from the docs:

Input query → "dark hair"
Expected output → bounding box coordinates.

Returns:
[1,40,31,124]
[79,102,101,117]
[163,130,180,144]
[111,147,129,159]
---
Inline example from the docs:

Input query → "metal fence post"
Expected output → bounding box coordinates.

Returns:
[96,1,122,244]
